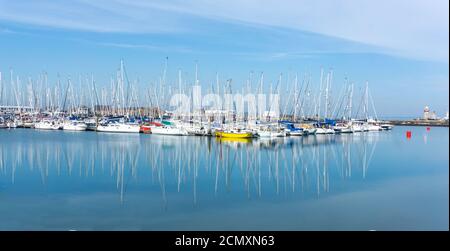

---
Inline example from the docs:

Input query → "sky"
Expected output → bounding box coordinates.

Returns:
[0,0,448,118]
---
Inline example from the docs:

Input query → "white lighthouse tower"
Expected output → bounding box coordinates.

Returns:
[423,106,430,120]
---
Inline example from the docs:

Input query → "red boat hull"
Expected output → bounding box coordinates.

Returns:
[140,125,152,134]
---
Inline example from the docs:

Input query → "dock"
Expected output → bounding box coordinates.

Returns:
[386,119,449,127]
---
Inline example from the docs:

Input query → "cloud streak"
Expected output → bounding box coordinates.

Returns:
[0,0,447,62]
[91,41,195,54]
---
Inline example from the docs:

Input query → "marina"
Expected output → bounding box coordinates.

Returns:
[0,60,448,232]
[0,60,408,137]
[0,62,447,230]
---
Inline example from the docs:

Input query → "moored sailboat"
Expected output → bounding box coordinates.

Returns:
[149,120,188,136]
[97,121,140,133]
[34,119,62,130]
[215,128,254,139]
[63,120,87,131]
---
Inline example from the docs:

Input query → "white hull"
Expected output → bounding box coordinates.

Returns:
[151,126,188,136]
[63,122,87,131]
[351,125,364,132]
[361,123,370,132]
[315,128,335,134]
[23,122,34,128]
[315,128,327,134]
[367,125,382,131]
[257,130,286,138]
[6,122,17,128]
[334,126,353,133]
[289,131,303,136]
[325,128,335,134]
[84,119,97,131]
[303,128,317,135]
[340,128,353,133]
[35,121,61,130]
[381,124,394,130]
[97,123,140,133]
[185,126,210,136]
[86,123,97,131]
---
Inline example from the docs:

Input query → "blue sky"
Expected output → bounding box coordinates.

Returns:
[0,0,448,118]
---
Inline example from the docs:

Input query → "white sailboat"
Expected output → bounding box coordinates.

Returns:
[63,120,87,131]
[6,120,17,128]
[325,128,335,134]
[84,118,97,131]
[185,125,210,136]
[256,125,286,138]
[351,121,364,132]
[150,125,188,136]
[355,82,381,132]
[34,119,61,130]
[380,124,394,130]
[303,128,317,135]
[366,121,382,131]
[288,129,303,136]
[315,126,334,134]
[257,129,286,138]
[315,127,327,134]
[333,122,353,133]
[182,121,211,136]
[0,117,7,129]
[97,121,140,133]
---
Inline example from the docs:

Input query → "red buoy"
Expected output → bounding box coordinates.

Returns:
[406,131,412,139]
[426,127,430,131]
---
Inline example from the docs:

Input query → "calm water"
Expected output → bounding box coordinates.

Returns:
[0,127,448,230]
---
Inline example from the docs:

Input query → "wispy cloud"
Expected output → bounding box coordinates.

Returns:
[0,0,192,33]
[233,49,389,62]
[0,0,447,62]
[0,27,28,35]
[177,0,449,62]
[92,41,194,54]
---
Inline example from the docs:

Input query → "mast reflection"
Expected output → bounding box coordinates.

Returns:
[0,131,379,207]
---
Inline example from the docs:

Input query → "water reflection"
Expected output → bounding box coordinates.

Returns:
[0,130,381,207]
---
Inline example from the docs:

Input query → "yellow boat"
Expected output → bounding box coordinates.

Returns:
[215,130,253,139]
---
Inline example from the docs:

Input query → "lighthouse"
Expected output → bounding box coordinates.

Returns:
[423,106,430,120]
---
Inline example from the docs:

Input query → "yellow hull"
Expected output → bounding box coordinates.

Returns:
[215,131,253,138]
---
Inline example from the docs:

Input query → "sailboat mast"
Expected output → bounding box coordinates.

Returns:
[317,68,323,120]
[195,61,199,85]
[328,69,333,119]
[324,71,330,119]
[119,59,125,116]
[178,69,182,120]
[0,71,2,106]
[293,74,298,122]
[364,81,369,120]
[162,57,168,114]
[0,72,4,107]
[215,72,220,123]
[348,82,354,120]
[278,73,282,121]
[258,72,264,121]
[368,82,379,120]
